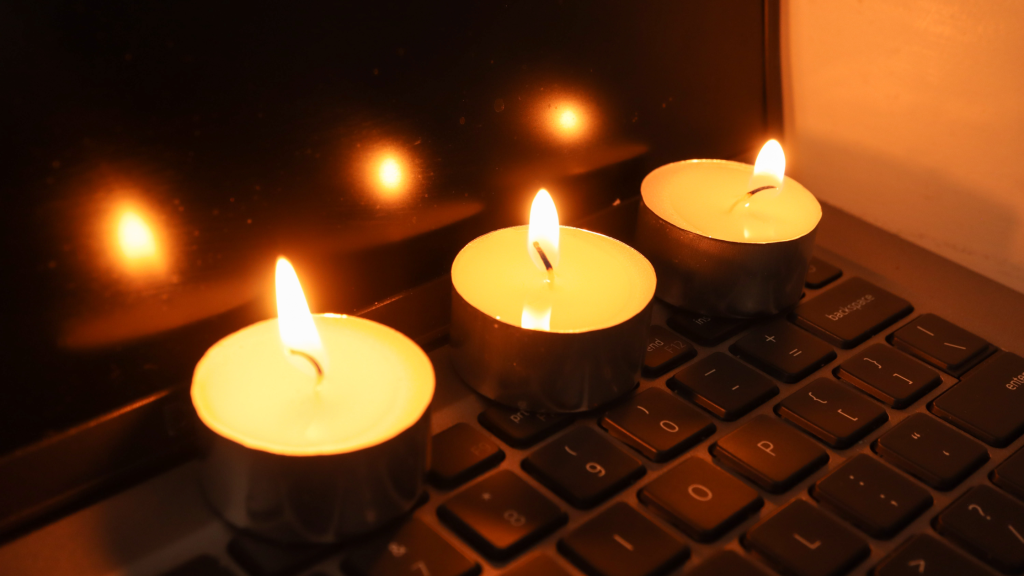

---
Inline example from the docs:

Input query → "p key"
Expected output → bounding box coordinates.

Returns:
[935,485,1024,574]
[744,499,869,576]
[523,426,646,509]
[776,378,888,448]
[600,388,715,462]
[711,415,829,493]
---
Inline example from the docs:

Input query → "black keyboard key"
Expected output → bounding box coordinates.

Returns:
[688,551,771,576]
[744,499,870,576]
[805,257,843,289]
[791,277,913,349]
[478,406,572,449]
[558,502,689,576]
[669,353,779,421]
[935,485,1024,574]
[873,533,990,576]
[993,446,1024,501]
[429,423,505,489]
[162,556,235,576]
[342,518,480,576]
[642,325,696,377]
[503,555,573,576]
[891,314,993,375]
[776,378,889,448]
[731,321,837,383]
[600,388,715,462]
[667,309,748,346]
[873,413,988,490]
[437,470,567,561]
[639,457,763,542]
[811,454,931,539]
[835,344,942,408]
[228,534,334,576]
[522,427,646,509]
[931,352,1024,447]
[711,415,829,493]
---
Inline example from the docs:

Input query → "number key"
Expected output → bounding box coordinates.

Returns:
[437,470,567,561]
[523,427,646,509]
[600,388,715,462]
[342,518,480,576]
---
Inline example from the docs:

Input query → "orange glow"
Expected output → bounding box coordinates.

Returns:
[559,109,578,130]
[527,188,560,273]
[275,257,329,375]
[118,210,157,260]
[379,157,402,189]
[520,301,552,331]
[748,139,786,197]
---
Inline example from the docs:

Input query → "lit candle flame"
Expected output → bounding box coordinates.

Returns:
[117,210,158,261]
[527,188,560,275]
[747,139,786,198]
[275,257,329,378]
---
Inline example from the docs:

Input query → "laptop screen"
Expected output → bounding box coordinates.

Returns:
[0,1,776,457]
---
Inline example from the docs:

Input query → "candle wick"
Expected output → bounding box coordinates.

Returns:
[729,185,778,212]
[287,348,324,384]
[746,185,777,196]
[532,241,555,283]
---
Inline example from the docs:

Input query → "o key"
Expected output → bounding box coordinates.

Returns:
[640,458,763,542]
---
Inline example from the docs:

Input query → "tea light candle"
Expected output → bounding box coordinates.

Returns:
[634,140,821,317]
[450,189,656,412]
[192,258,434,543]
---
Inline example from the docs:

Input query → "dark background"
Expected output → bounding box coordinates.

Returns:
[0,0,774,465]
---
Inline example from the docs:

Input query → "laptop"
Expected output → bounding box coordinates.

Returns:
[2,2,1022,575]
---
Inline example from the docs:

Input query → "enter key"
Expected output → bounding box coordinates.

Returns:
[935,485,1024,574]
[932,352,1024,447]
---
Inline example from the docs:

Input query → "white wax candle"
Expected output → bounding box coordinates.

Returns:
[192,316,434,456]
[451,225,655,333]
[641,159,821,243]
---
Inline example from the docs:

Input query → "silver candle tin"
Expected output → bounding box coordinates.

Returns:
[199,410,430,544]
[634,199,816,318]
[449,289,652,413]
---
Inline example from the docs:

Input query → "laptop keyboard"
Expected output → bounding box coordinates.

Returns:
[164,263,1024,576]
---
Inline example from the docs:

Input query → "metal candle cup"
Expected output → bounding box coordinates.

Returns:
[192,262,435,543]
[449,224,656,412]
[199,409,429,543]
[634,156,821,318]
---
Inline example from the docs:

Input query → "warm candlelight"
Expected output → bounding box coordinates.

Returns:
[192,257,434,541]
[450,189,656,412]
[635,140,821,317]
